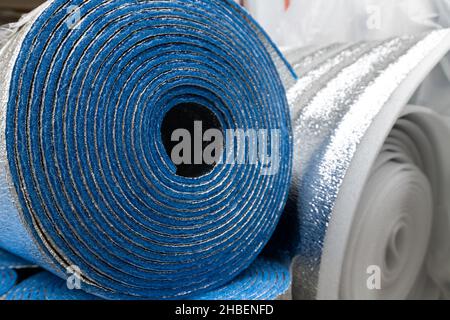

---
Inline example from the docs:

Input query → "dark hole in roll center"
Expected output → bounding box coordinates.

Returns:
[161,103,223,178]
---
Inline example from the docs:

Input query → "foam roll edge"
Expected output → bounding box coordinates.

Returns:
[0,248,35,270]
[0,248,36,299]
[192,258,292,300]
[0,0,294,299]
[282,30,450,300]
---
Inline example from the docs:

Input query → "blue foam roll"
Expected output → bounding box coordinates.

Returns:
[193,258,291,300]
[0,249,35,270]
[0,0,294,299]
[2,257,290,301]
[0,269,17,297]
[0,249,22,298]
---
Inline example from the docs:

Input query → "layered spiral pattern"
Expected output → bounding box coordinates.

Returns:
[0,0,293,299]
[340,106,450,299]
[193,258,291,300]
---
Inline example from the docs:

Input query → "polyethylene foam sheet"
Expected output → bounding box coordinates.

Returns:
[281,30,450,300]
[0,0,295,299]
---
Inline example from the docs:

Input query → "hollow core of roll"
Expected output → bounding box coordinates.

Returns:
[161,103,224,178]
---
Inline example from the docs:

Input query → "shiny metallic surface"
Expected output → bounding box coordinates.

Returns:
[0,2,51,268]
[284,30,450,300]
[0,0,294,300]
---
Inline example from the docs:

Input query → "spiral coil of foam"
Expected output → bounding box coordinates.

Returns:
[280,31,450,300]
[0,0,295,300]
[1,0,450,301]
[192,258,291,300]
[0,254,291,300]
[0,247,34,270]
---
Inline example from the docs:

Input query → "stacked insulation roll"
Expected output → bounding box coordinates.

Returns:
[1,0,450,301]
[0,0,294,300]
[0,249,36,298]
[2,270,98,300]
[282,32,450,300]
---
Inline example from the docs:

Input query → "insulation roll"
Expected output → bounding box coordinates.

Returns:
[340,105,450,299]
[0,248,35,270]
[282,30,450,300]
[193,258,291,300]
[0,0,294,299]
[1,257,291,300]
[0,269,16,297]
[3,271,97,300]
[0,249,27,298]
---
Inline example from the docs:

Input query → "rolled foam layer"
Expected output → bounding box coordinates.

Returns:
[0,0,294,299]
